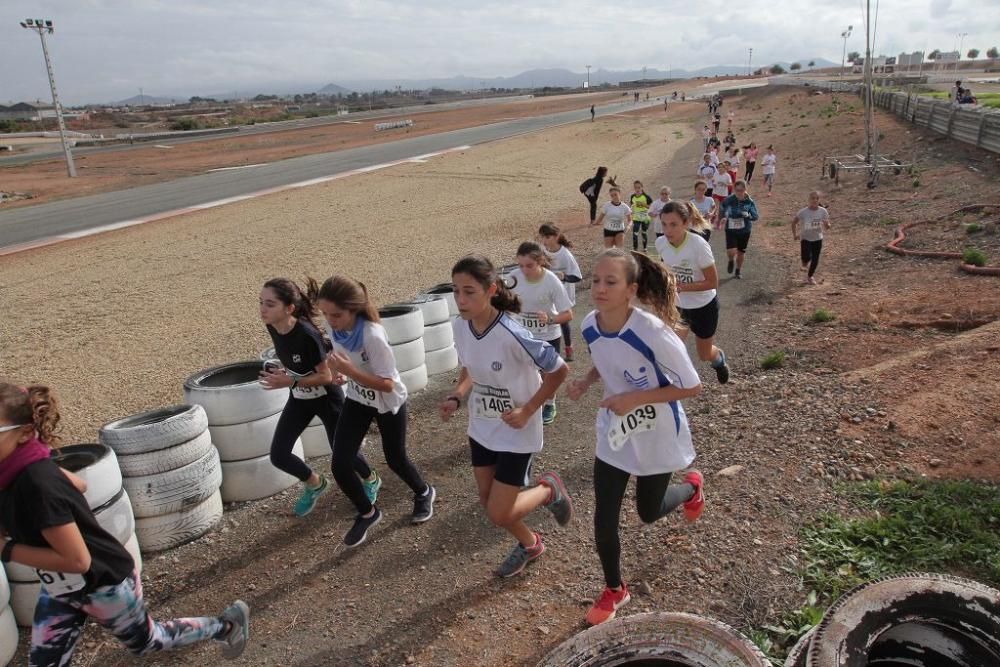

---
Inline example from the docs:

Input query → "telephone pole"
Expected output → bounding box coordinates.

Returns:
[20,18,76,178]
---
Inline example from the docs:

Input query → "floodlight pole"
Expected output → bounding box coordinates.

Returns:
[20,18,76,178]
[955,32,968,74]
[747,48,753,76]
[586,65,591,89]
[840,25,853,78]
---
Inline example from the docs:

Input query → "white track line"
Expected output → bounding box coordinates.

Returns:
[206,163,269,172]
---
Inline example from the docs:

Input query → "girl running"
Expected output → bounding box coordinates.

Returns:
[648,186,672,240]
[440,255,573,579]
[312,276,436,547]
[690,180,717,240]
[0,383,249,664]
[594,186,632,249]
[510,242,575,425]
[629,181,654,253]
[761,146,777,196]
[655,202,730,384]
[579,166,609,225]
[743,143,758,182]
[696,155,717,197]
[566,249,704,626]
[259,279,380,518]
[711,162,733,229]
[791,190,832,285]
[719,180,759,279]
[539,223,583,362]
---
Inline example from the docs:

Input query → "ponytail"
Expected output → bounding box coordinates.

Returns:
[595,249,679,328]
[538,223,572,248]
[451,255,521,314]
[309,275,381,323]
[262,278,318,325]
[0,382,61,445]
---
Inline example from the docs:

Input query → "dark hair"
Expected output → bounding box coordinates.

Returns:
[595,248,679,327]
[262,278,318,324]
[451,255,521,314]
[516,241,550,268]
[308,276,380,323]
[595,166,608,178]
[661,200,710,233]
[0,382,60,445]
[538,223,572,248]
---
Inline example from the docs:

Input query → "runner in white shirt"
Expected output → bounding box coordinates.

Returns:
[567,248,704,626]
[690,180,717,239]
[791,190,832,284]
[594,186,632,249]
[648,186,672,239]
[539,223,583,361]
[316,276,436,547]
[761,145,777,196]
[655,202,730,384]
[696,155,718,197]
[440,255,572,579]
[510,242,575,425]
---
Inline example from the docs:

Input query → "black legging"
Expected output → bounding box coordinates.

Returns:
[632,220,650,250]
[332,400,427,514]
[560,321,572,347]
[585,195,599,222]
[800,239,823,277]
[593,457,694,589]
[745,161,756,182]
[269,389,371,482]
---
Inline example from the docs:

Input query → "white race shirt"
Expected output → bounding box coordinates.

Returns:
[655,231,717,310]
[510,268,573,341]
[543,245,582,304]
[454,313,566,454]
[690,196,714,220]
[697,164,717,184]
[796,206,829,242]
[582,308,700,475]
[601,201,631,232]
[327,320,407,414]
[762,153,777,175]
[648,197,671,236]
[713,172,732,196]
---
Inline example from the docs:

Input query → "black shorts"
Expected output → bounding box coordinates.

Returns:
[469,438,534,487]
[603,228,625,238]
[679,296,720,340]
[705,188,714,197]
[725,229,751,252]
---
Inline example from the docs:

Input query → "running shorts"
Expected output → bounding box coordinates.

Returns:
[679,296,720,340]
[469,438,534,487]
[725,229,751,252]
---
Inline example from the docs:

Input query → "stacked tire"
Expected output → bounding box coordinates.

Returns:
[420,283,459,320]
[408,295,459,376]
[0,558,17,665]
[184,361,302,502]
[379,305,428,394]
[100,406,222,554]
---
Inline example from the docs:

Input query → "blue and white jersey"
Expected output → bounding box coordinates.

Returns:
[326,320,407,414]
[582,308,700,475]
[453,312,566,454]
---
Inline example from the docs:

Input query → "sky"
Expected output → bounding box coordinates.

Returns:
[3,0,1000,105]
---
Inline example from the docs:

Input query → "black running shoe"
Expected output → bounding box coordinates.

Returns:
[715,361,730,384]
[735,269,742,279]
[727,259,734,274]
[412,486,436,524]
[343,508,383,548]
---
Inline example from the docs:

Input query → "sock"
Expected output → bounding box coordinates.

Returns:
[419,485,431,497]
[710,350,726,368]
[362,507,376,519]
[365,472,377,483]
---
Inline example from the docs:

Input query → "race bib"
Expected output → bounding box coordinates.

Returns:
[518,314,545,333]
[37,569,86,596]
[607,405,659,451]
[347,380,378,407]
[471,387,514,419]
[291,384,327,400]
[727,217,745,230]
[806,219,822,230]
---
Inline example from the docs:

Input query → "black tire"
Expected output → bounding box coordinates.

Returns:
[784,627,814,667]
[807,573,1000,667]
[99,404,208,455]
[536,611,769,667]
[868,621,1000,666]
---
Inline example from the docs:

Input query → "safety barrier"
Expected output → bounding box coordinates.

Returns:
[374,119,414,131]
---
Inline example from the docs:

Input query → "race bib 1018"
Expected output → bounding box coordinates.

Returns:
[607,405,659,451]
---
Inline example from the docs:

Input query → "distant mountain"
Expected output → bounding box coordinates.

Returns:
[114,94,185,106]
[317,83,352,95]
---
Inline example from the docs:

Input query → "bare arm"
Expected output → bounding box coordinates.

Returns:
[7,523,92,574]
[677,265,718,293]
[601,383,703,415]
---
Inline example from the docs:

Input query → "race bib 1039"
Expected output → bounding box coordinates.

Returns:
[607,405,659,451]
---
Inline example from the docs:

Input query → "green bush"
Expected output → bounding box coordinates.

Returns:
[810,308,836,323]
[760,350,785,369]
[962,247,988,267]
[912,179,921,188]
[965,223,982,234]
[169,118,201,131]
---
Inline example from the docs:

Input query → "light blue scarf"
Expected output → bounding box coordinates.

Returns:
[330,315,366,352]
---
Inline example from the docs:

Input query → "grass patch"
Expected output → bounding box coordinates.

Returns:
[673,130,684,139]
[965,222,982,234]
[809,308,836,323]
[962,247,988,267]
[912,178,921,187]
[760,350,785,369]
[877,216,900,226]
[765,220,785,227]
[920,91,1000,109]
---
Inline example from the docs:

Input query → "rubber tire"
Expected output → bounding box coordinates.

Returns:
[260,346,277,361]
[536,611,769,667]
[9,580,38,627]
[133,489,223,553]
[399,364,428,394]
[210,410,281,462]
[301,418,331,459]
[93,488,136,545]
[123,533,143,576]
[378,305,424,345]
[784,627,814,667]
[116,429,213,477]
[220,440,304,502]
[0,605,17,665]
[407,295,450,325]
[425,345,459,375]
[99,404,208,455]
[421,283,458,317]
[0,559,8,609]
[806,573,1000,667]
[51,443,122,509]
[183,361,288,426]
[422,320,455,352]
[123,447,222,519]
[391,336,426,373]
[867,621,999,666]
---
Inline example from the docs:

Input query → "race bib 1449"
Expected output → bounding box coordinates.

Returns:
[607,405,658,451]
[347,380,378,407]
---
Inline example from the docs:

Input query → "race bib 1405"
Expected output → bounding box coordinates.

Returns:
[471,387,514,419]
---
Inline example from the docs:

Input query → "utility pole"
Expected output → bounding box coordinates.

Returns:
[585,64,591,89]
[840,25,853,78]
[20,17,76,178]
[747,48,753,76]
[139,87,144,106]
[955,32,968,74]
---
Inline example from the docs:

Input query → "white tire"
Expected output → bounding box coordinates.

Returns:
[133,490,223,553]
[0,605,17,665]
[391,336,426,373]
[3,560,36,584]
[0,560,8,609]
[10,580,38,627]
[378,305,424,345]
[260,346,277,361]
[407,295,450,325]
[51,443,122,509]
[99,404,208,455]
[422,320,455,352]
[220,440,303,502]
[421,283,458,317]
[123,533,143,575]
[399,364,428,394]
[210,411,281,462]
[183,361,288,426]
[301,418,331,459]
[94,489,135,545]
[116,429,213,477]
[425,345,459,375]
[123,447,222,519]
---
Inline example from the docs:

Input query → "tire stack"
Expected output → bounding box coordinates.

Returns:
[379,305,428,394]
[0,562,16,665]
[100,406,223,554]
[408,295,459,376]
[184,361,303,502]
[420,283,459,320]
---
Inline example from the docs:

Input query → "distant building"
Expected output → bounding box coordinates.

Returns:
[898,52,924,67]
[938,51,960,62]
[0,102,52,121]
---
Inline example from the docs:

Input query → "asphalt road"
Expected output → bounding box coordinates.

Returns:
[0,97,663,251]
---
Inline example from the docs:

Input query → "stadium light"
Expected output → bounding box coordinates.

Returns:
[840,25,853,78]
[20,17,76,177]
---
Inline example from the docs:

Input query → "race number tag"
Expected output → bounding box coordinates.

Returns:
[37,569,86,596]
[291,384,327,400]
[727,217,745,230]
[471,387,514,419]
[607,405,658,451]
[347,380,378,407]
[518,314,545,334]
[806,219,822,231]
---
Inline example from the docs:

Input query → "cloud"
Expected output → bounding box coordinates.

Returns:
[929,0,951,19]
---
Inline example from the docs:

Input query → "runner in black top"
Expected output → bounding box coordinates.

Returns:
[0,383,248,664]
[259,278,381,518]
[579,166,609,225]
